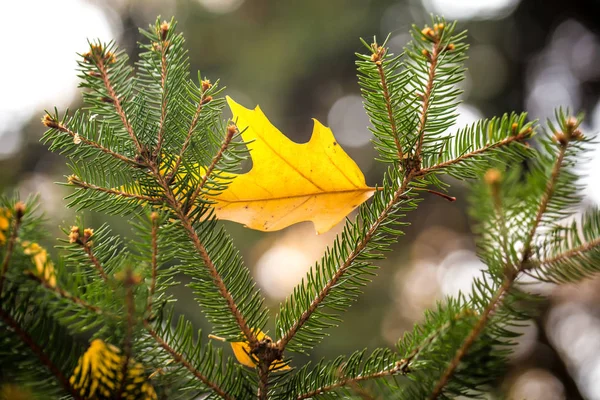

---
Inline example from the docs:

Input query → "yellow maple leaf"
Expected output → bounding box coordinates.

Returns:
[207,97,375,234]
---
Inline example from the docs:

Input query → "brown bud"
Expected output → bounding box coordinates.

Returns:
[101,96,114,104]
[511,123,518,132]
[566,116,578,131]
[69,226,80,244]
[572,129,584,140]
[41,114,59,129]
[201,95,213,105]
[553,132,567,145]
[227,124,238,136]
[421,27,434,37]
[67,175,79,184]
[150,212,159,222]
[83,228,94,241]
[201,79,212,92]
[446,43,455,51]
[421,49,430,60]
[14,202,26,218]
[160,21,170,41]
[436,23,445,31]
[484,168,502,186]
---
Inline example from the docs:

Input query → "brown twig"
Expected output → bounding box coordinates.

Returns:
[80,241,109,282]
[0,204,24,296]
[144,321,234,400]
[426,189,456,202]
[0,307,83,400]
[155,41,169,156]
[258,362,270,400]
[528,237,600,269]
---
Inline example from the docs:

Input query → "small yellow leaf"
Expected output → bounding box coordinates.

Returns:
[230,329,291,371]
[210,97,375,234]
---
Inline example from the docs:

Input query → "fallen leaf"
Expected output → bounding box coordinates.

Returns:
[210,97,375,234]
[229,329,291,371]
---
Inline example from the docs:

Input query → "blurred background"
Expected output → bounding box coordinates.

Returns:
[2,0,600,398]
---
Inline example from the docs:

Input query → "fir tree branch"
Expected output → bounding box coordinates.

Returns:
[25,271,106,316]
[0,202,24,296]
[428,140,571,400]
[42,117,142,167]
[145,212,159,319]
[0,307,82,400]
[117,270,136,399]
[144,321,234,400]
[150,164,258,347]
[155,39,169,156]
[187,124,236,210]
[372,45,404,160]
[528,237,600,269]
[78,239,109,282]
[93,50,144,155]
[258,362,269,400]
[168,82,211,182]
[68,176,163,204]
[296,362,405,400]
[415,130,532,177]
[414,40,442,165]
[277,177,411,350]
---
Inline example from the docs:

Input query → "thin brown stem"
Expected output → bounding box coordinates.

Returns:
[0,206,23,296]
[69,177,163,204]
[277,175,412,350]
[415,131,532,177]
[0,307,83,400]
[187,126,236,209]
[375,55,403,160]
[80,242,109,282]
[414,42,441,165]
[95,53,144,155]
[144,321,234,400]
[258,362,269,400]
[52,121,142,166]
[426,189,456,202]
[145,213,160,318]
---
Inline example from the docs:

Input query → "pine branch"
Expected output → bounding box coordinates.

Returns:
[78,238,109,281]
[258,362,270,400]
[145,212,160,318]
[144,321,234,400]
[41,116,142,166]
[155,28,170,156]
[116,270,136,399]
[0,202,24,295]
[531,237,600,269]
[0,307,82,400]
[68,175,163,204]
[93,47,144,155]
[428,130,572,399]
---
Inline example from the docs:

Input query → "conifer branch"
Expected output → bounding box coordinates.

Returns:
[0,307,82,400]
[529,237,600,269]
[68,176,163,204]
[428,139,571,400]
[0,202,24,296]
[169,81,211,181]
[371,44,403,160]
[150,165,258,347]
[296,363,405,400]
[415,130,532,177]
[93,51,144,155]
[414,40,441,165]
[145,212,159,318]
[144,321,234,400]
[187,124,237,209]
[25,272,106,316]
[117,270,136,399]
[79,240,109,282]
[258,362,269,400]
[41,117,142,167]
[155,39,169,156]
[277,177,411,350]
